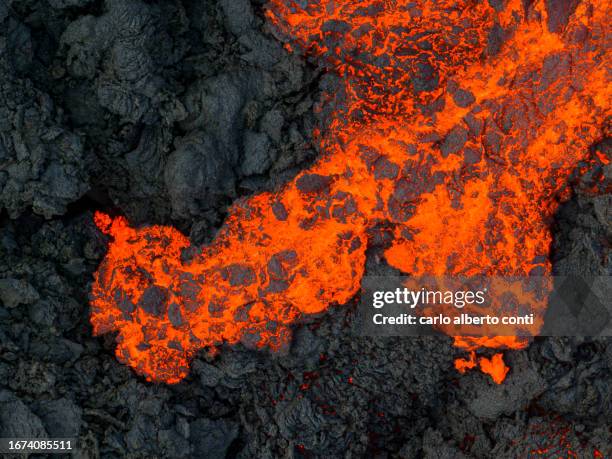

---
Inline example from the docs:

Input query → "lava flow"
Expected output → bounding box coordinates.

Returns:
[91,0,610,384]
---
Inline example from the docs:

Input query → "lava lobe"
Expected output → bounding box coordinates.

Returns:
[91,0,610,383]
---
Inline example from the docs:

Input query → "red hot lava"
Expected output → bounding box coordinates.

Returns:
[515,418,607,457]
[91,0,610,384]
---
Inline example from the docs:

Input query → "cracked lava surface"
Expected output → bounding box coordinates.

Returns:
[91,0,610,384]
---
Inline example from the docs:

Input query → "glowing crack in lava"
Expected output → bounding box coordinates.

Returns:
[514,418,606,457]
[91,0,610,384]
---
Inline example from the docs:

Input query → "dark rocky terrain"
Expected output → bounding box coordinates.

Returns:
[0,0,610,458]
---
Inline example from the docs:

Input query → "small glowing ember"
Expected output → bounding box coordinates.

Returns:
[91,0,610,383]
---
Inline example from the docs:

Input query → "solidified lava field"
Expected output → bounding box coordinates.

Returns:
[0,0,610,458]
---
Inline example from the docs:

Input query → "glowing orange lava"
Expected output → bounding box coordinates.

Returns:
[91,0,610,384]
[454,351,509,384]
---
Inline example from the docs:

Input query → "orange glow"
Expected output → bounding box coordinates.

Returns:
[454,351,509,384]
[478,353,509,384]
[454,351,477,373]
[91,0,610,383]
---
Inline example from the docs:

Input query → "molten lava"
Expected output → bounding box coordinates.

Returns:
[91,0,610,384]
